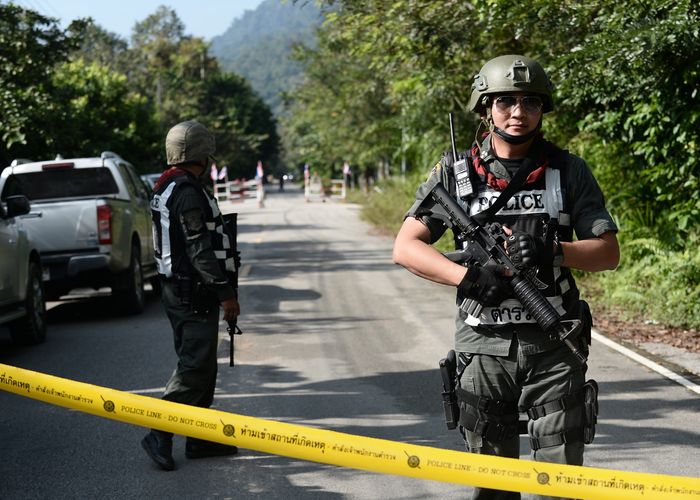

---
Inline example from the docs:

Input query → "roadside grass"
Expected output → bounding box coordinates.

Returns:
[347,172,454,252]
[583,236,700,329]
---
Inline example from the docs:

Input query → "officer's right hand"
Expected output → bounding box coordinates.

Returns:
[221,298,240,322]
[457,263,511,307]
[506,231,545,269]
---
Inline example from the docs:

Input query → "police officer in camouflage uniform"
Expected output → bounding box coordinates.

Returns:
[141,120,240,471]
[393,55,620,499]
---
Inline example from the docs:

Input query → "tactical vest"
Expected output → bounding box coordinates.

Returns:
[454,144,578,328]
[151,170,236,279]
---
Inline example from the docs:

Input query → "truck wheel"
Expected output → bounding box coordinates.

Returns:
[116,245,145,314]
[9,262,47,345]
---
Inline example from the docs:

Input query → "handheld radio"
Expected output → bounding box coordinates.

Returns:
[449,113,473,199]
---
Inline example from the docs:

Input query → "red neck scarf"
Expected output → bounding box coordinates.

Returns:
[470,134,551,191]
[152,167,193,192]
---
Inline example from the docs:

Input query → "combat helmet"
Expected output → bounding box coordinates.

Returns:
[165,120,216,166]
[468,55,553,114]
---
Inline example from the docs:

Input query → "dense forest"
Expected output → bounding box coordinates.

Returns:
[0,4,280,179]
[281,0,700,329]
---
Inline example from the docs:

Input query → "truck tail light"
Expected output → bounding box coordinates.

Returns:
[97,204,112,244]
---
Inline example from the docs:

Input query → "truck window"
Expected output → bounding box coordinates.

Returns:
[128,166,152,200]
[117,164,140,201]
[120,164,149,201]
[1,168,119,201]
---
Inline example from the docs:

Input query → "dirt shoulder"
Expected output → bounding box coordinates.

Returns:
[590,303,700,382]
[592,305,700,354]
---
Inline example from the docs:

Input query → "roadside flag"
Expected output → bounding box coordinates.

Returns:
[218,165,228,180]
[210,163,218,182]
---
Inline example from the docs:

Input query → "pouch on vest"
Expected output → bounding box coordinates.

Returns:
[171,275,194,307]
[172,275,214,315]
[439,350,460,430]
[191,281,217,316]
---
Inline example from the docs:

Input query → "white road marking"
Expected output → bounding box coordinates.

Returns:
[593,329,700,396]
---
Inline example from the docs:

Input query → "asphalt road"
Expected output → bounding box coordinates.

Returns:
[1,187,698,499]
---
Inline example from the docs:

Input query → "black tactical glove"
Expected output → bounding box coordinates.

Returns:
[457,263,511,307]
[506,231,546,269]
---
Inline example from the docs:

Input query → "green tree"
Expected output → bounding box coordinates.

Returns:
[282,10,404,181]
[0,3,279,176]
[201,72,280,179]
[0,5,160,171]
[287,0,700,241]
[129,5,188,125]
[552,0,700,235]
[75,21,129,70]
[46,58,160,168]
[0,4,86,164]
[124,4,281,176]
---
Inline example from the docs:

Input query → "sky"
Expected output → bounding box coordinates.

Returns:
[8,0,267,41]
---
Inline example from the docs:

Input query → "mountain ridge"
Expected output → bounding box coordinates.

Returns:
[209,0,324,116]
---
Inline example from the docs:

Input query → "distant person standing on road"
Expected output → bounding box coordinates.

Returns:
[143,120,240,471]
[343,161,352,190]
[255,160,265,208]
[304,163,311,202]
[278,174,285,192]
[393,55,619,499]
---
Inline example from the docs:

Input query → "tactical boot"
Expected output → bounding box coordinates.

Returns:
[185,437,238,459]
[141,430,175,471]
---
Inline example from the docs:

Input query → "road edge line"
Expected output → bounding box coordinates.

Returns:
[592,329,700,396]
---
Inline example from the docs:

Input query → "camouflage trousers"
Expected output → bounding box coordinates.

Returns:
[460,339,587,500]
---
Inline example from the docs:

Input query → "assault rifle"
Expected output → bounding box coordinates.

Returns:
[222,213,243,367]
[423,184,587,366]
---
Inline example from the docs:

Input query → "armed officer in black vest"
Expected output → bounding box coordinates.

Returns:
[141,120,240,471]
[394,55,620,499]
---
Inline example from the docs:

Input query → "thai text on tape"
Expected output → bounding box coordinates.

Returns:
[1,363,698,499]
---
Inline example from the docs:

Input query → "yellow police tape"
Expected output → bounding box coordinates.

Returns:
[1,362,698,499]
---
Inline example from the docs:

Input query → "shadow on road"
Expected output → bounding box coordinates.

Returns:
[239,238,396,282]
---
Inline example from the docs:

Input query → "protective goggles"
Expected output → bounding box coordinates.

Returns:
[493,95,544,114]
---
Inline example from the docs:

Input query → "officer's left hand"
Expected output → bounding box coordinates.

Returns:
[222,298,240,322]
[505,231,545,269]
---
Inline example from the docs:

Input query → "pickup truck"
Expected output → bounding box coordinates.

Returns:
[0,152,157,314]
[0,194,46,344]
